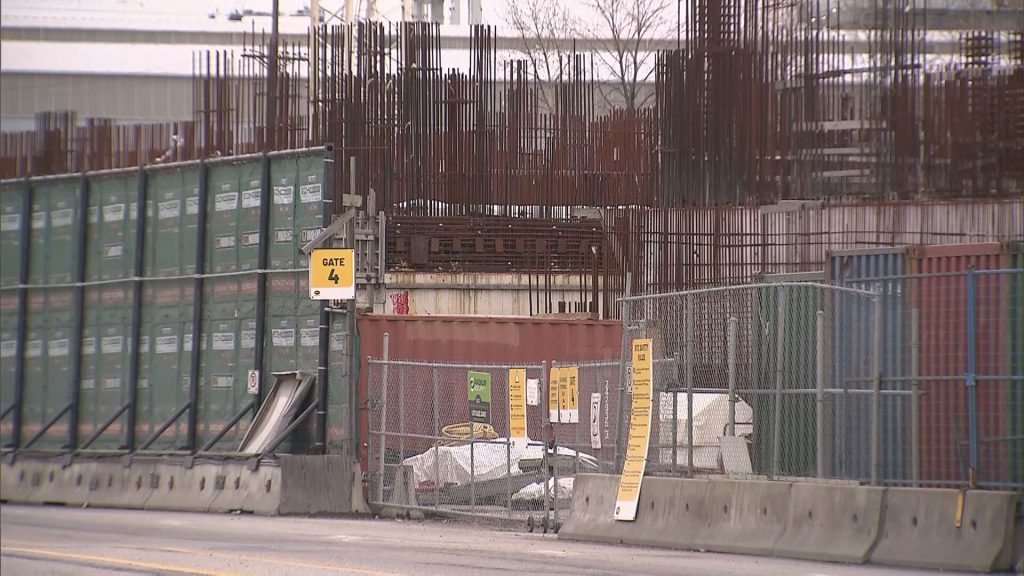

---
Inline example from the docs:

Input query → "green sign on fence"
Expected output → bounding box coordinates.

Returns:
[467,370,491,424]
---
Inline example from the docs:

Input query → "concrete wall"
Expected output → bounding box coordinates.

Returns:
[0,453,355,516]
[561,474,1022,573]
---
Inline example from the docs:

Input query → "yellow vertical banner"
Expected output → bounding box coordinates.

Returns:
[564,365,579,423]
[614,338,653,521]
[508,368,527,439]
[557,368,570,422]
[548,366,561,422]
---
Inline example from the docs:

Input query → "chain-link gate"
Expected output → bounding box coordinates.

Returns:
[618,282,884,483]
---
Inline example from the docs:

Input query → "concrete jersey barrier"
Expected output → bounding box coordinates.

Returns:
[561,473,1020,573]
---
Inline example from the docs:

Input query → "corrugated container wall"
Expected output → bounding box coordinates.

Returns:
[827,247,910,482]
[908,242,1020,487]
[356,315,622,463]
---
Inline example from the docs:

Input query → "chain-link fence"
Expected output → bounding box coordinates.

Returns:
[618,272,1023,489]
[619,282,884,482]
[366,269,1022,525]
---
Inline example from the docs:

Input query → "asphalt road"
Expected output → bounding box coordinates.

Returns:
[1,505,963,576]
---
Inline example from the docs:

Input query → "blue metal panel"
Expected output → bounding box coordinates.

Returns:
[828,247,909,482]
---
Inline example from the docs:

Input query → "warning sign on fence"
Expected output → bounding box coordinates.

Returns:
[614,338,653,521]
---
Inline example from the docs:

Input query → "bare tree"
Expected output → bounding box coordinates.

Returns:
[588,0,671,112]
[505,0,580,112]
[505,0,671,113]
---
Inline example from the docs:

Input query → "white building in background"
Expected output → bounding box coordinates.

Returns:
[1,0,1017,130]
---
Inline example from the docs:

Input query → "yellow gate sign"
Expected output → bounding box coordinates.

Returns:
[509,368,527,439]
[309,248,355,300]
[614,338,653,521]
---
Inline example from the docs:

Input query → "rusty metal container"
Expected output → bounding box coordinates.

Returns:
[908,242,1019,486]
[355,314,623,462]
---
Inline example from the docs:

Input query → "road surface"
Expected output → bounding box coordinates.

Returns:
[1,504,963,575]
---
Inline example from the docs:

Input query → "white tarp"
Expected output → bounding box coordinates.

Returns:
[512,477,575,502]
[402,441,598,488]
[658,393,754,470]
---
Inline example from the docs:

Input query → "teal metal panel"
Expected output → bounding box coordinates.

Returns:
[0,184,24,337]
[22,325,72,448]
[269,156,299,270]
[199,317,241,446]
[207,164,241,274]
[0,326,17,445]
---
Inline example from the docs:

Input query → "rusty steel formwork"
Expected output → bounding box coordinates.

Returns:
[1,4,1022,311]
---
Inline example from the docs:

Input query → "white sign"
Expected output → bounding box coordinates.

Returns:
[526,378,540,406]
[247,369,260,395]
[590,393,602,449]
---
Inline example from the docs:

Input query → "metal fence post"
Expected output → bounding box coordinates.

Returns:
[377,332,389,504]
[541,360,550,532]
[685,295,694,477]
[398,364,405,487]
[966,266,978,486]
[728,316,738,436]
[772,287,788,479]
[614,273,632,472]
[910,307,921,487]
[431,365,440,508]
[871,295,882,486]
[816,309,825,479]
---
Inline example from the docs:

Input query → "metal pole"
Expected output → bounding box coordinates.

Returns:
[187,161,209,452]
[67,174,89,450]
[125,166,147,450]
[910,307,920,487]
[965,266,978,486]
[8,178,31,449]
[398,364,405,476]
[871,295,882,485]
[540,360,550,531]
[315,150,335,453]
[614,272,632,471]
[431,365,440,508]
[346,152,358,460]
[254,153,272,410]
[377,332,389,504]
[470,420,476,515]
[727,316,738,436]
[816,310,825,479]
[550,361,559,525]
[772,288,788,479]
[685,296,694,477]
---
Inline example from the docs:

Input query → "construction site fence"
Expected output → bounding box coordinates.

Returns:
[0,148,354,456]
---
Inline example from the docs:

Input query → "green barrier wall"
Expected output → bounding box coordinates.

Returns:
[0,149,344,454]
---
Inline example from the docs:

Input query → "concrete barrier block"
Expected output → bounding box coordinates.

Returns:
[559,474,710,550]
[774,483,884,563]
[693,479,792,556]
[871,487,1019,572]
[279,455,352,515]
[558,474,625,544]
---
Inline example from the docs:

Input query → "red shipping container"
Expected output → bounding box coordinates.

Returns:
[356,314,622,463]
[909,242,1016,486]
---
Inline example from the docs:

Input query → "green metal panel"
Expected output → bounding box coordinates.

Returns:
[78,326,99,443]
[327,318,351,451]
[22,325,72,449]
[199,317,241,447]
[0,326,17,445]
[93,322,129,449]
[136,321,186,447]
[204,164,242,319]
[1,184,24,338]
[1008,248,1024,485]
[750,283,823,477]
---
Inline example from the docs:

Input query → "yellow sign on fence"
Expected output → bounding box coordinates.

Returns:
[614,338,653,521]
[548,365,579,424]
[309,248,355,300]
[509,368,527,439]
